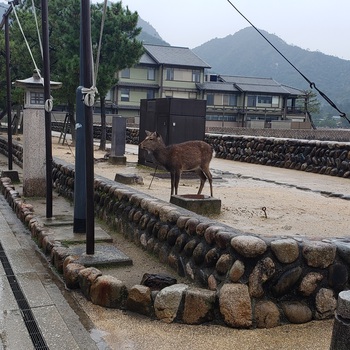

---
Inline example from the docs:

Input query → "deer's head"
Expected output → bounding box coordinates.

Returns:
[139,130,165,152]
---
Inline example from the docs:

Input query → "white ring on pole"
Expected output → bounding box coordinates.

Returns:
[44,99,53,112]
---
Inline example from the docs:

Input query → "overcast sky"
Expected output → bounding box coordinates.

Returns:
[118,0,350,60]
[1,0,348,60]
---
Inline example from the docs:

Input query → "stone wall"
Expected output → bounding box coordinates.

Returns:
[1,135,350,329]
[205,134,350,179]
[205,127,350,142]
[50,121,350,143]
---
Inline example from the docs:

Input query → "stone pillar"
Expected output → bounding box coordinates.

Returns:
[330,290,350,350]
[109,116,126,165]
[23,108,46,196]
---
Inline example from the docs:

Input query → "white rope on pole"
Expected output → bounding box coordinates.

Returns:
[94,0,108,85]
[12,2,54,110]
[82,0,107,107]
[31,0,43,59]
[11,3,43,85]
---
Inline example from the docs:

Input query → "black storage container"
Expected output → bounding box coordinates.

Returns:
[138,97,206,167]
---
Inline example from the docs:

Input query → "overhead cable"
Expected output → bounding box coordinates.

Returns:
[226,0,348,123]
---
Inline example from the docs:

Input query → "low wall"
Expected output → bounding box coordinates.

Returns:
[0,135,350,329]
[205,134,350,179]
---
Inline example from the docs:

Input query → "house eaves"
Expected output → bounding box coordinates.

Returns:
[196,82,240,92]
[143,44,211,69]
[219,74,304,95]
[281,84,306,96]
[234,83,291,94]
[117,82,160,89]
[139,52,158,65]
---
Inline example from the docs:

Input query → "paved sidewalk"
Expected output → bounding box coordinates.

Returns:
[0,195,100,349]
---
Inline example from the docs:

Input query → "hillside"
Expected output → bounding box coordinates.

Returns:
[137,18,169,46]
[192,27,350,110]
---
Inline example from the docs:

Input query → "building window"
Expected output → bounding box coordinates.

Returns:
[120,89,130,101]
[147,68,155,80]
[147,89,155,99]
[166,68,174,81]
[257,95,272,104]
[30,91,44,105]
[206,93,214,106]
[121,68,130,78]
[247,95,256,107]
[192,69,200,83]
[223,94,237,106]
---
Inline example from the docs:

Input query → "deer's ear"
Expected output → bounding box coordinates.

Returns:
[145,130,151,136]
[155,131,161,138]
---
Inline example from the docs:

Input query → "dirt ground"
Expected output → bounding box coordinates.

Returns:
[2,135,341,349]
[51,136,350,240]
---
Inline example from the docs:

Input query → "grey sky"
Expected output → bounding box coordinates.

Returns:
[1,0,348,60]
[119,0,350,60]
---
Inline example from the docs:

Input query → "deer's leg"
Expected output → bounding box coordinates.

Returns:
[202,167,214,197]
[196,169,207,195]
[174,170,181,195]
[170,172,175,196]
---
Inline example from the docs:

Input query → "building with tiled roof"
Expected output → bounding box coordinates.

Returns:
[110,45,310,129]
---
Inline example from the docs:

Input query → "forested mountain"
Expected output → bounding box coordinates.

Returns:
[137,20,350,122]
[192,27,350,110]
[137,18,169,46]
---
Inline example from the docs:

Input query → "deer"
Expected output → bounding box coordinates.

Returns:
[139,130,214,198]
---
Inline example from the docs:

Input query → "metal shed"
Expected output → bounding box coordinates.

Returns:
[138,97,207,167]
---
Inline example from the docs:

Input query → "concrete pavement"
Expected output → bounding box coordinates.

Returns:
[0,194,102,349]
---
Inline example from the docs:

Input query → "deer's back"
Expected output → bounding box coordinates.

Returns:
[164,140,213,171]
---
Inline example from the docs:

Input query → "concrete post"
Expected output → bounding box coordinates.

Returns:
[23,108,46,196]
[330,290,350,350]
[109,116,126,165]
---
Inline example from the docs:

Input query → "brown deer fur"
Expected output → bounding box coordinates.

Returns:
[139,130,213,197]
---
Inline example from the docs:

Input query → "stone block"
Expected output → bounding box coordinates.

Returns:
[64,263,85,289]
[231,235,267,258]
[114,173,143,184]
[90,275,128,308]
[170,194,221,215]
[78,267,102,300]
[302,241,336,268]
[270,238,299,263]
[126,285,153,316]
[154,284,188,323]
[182,288,216,325]
[281,302,312,324]
[255,301,280,328]
[109,156,127,165]
[219,284,252,328]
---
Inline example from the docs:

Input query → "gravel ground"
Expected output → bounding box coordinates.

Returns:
[48,137,341,350]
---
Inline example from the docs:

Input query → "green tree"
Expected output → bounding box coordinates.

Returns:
[3,0,143,144]
[91,2,143,150]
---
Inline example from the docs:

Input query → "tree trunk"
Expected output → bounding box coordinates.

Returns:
[99,96,106,151]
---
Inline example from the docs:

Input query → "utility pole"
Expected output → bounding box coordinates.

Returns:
[81,0,95,254]
[41,0,53,218]
[0,1,20,171]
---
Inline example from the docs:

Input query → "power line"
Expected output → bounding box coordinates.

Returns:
[226,0,349,123]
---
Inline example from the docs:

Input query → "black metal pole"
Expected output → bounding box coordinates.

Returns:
[73,1,87,233]
[81,0,95,254]
[41,0,53,218]
[5,15,13,171]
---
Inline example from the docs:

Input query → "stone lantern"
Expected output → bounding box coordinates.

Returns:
[15,69,62,196]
